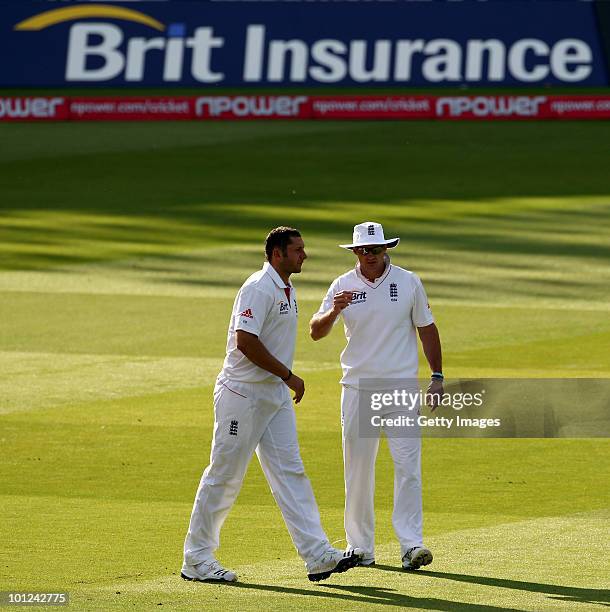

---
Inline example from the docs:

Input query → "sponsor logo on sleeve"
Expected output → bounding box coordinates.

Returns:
[239,308,254,319]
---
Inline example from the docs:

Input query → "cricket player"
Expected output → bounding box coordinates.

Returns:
[309,222,443,570]
[182,227,362,583]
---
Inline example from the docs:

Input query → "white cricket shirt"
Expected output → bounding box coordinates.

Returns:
[220,262,298,383]
[317,258,434,388]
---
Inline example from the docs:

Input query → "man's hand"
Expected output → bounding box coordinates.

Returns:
[285,373,305,404]
[332,291,354,314]
[310,290,356,341]
[426,379,444,412]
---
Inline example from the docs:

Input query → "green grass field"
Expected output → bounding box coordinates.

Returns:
[1,120,609,610]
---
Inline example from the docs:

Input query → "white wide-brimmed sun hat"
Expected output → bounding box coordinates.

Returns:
[339,221,400,250]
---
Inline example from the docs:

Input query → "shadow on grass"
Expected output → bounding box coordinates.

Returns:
[226,581,524,611]
[371,565,610,607]
[2,201,610,275]
[2,121,610,304]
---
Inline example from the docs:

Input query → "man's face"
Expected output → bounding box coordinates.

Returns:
[279,236,307,274]
[353,245,387,272]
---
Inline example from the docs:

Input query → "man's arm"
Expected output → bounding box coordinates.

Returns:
[417,323,443,410]
[236,330,305,403]
[417,323,442,373]
[309,290,353,340]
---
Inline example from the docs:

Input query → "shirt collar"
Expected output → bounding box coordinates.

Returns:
[263,262,291,289]
[356,254,391,286]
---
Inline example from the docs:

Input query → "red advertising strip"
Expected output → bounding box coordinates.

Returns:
[0,96,68,121]
[69,97,193,121]
[1,95,610,122]
[547,96,610,119]
[312,95,610,120]
[311,96,433,119]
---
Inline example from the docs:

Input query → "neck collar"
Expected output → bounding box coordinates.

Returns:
[263,262,291,289]
[356,254,391,286]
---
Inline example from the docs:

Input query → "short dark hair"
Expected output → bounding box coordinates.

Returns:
[265,227,301,261]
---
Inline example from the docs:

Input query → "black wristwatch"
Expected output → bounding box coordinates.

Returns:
[281,369,292,382]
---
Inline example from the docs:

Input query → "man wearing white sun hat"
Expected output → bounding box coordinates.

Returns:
[309,222,443,570]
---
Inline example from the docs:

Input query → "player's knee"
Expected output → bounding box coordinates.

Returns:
[202,470,244,489]
[396,467,421,487]
[205,452,248,486]
[290,461,306,477]
[276,452,306,477]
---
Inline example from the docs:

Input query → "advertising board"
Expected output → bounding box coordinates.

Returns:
[1,2,606,87]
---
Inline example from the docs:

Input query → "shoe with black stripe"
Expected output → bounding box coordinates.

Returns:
[181,558,237,582]
[307,547,363,582]
[345,547,375,566]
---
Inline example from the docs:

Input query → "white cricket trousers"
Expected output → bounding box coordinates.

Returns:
[183,376,330,567]
[341,386,423,558]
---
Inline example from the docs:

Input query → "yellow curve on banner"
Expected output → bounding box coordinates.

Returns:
[14,4,165,32]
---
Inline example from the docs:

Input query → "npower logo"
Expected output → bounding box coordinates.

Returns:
[14,4,224,83]
[436,96,548,118]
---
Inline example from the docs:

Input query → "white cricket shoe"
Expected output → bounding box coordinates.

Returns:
[402,546,433,570]
[346,547,375,566]
[181,558,237,582]
[307,547,363,582]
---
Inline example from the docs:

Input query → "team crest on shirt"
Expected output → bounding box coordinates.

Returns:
[278,301,290,314]
[390,283,398,302]
[351,291,367,304]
